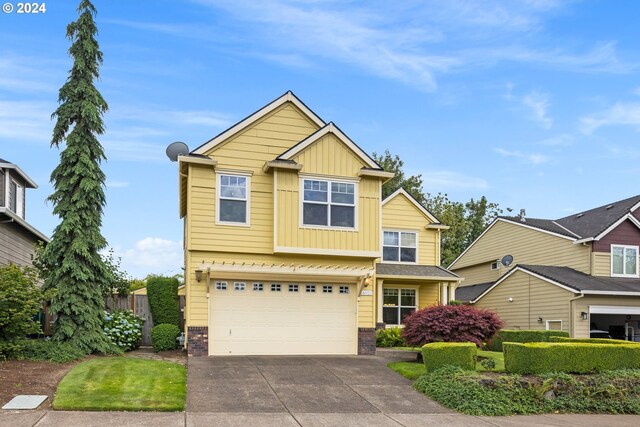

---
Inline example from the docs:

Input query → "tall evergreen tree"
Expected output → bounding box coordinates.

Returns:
[42,0,112,353]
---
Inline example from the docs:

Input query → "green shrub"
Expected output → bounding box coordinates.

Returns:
[504,342,640,374]
[548,336,639,345]
[0,265,44,359]
[103,310,144,351]
[422,342,477,371]
[12,339,88,363]
[151,324,180,352]
[488,330,570,351]
[147,276,180,327]
[376,327,406,347]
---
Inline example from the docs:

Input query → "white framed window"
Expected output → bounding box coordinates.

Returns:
[271,283,281,292]
[322,285,333,293]
[611,245,639,277]
[491,262,499,270]
[288,284,299,292]
[234,282,246,291]
[215,281,227,290]
[217,173,250,225]
[306,284,316,293]
[339,286,349,294]
[383,288,417,325]
[302,178,356,228]
[546,320,563,331]
[252,283,263,291]
[9,180,24,218]
[382,231,417,263]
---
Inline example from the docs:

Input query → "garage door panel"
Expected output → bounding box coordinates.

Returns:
[210,283,357,355]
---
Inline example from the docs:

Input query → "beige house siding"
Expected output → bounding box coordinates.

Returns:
[574,296,640,338]
[291,133,364,177]
[381,194,439,265]
[451,220,590,278]
[591,251,610,277]
[454,262,502,287]
[475,270,574,332]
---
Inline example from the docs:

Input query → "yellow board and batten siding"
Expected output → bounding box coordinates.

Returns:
[474,270,573,332]
[381,193,440,265]
[451,220,591,283]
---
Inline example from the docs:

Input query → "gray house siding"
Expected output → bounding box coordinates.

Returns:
[0,221,39,267]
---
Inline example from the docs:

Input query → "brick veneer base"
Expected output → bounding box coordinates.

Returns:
[187,326,208,357]
[358,327,376,355]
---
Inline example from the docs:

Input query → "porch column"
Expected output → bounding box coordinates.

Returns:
[440,283,449,305]
[376,279,384,324]
[450,283,456,302]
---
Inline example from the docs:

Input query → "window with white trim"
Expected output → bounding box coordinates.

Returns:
[612,245,638,277]
[339,286,349,294]
[218,174,248,224]
[306,285,316,293]
[382,231,417,263]
[215,281,227,290]
[234,282,245,291]
[383,288,416,325]
[302,179,355,228]
[9,180,24,218]
[271,283,281,292]
[322,285,333,293]
[288,284,299,292]
[252,283,263,291]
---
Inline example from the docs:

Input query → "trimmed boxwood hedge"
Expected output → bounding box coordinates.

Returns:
[151,324,181,352]
[422,342,477,371]
[488,330,569,351]
[548,336,640,345]
[504,342,640,374]
[147,276,180,327]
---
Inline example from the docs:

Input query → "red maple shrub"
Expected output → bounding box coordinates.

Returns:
[401,304,503,347]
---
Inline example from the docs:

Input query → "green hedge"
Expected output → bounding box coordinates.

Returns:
[422,342,477,371]
[548,336,640,345]
[504,342,640,374]
[488,330,570,351]
[151,324,181,352]
[147,276,180,327]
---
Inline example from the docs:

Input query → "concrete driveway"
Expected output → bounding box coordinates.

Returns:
[187,355,451,426]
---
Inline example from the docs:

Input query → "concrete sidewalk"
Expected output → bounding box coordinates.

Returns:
[2,410,640,427]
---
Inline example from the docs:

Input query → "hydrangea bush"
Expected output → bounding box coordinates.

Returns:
[103,309,144,351]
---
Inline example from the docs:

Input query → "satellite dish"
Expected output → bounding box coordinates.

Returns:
[501,255,514,267]
[165,141,189,162]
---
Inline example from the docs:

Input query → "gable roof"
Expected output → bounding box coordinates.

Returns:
[192,91,326,155]
[382,188,441,224]
[555,194,640,240]
[455,282,493,303]
[0,159,38,188]
[276,122,382,170]
[0,207,49,242]
[376,263,460,281]
[498,216,579,238]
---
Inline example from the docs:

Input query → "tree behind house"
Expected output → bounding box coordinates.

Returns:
[41,0,112,353]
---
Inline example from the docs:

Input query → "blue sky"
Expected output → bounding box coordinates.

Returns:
[1,0,639,278]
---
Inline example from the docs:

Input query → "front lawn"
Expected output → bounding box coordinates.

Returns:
[54,358,186,411]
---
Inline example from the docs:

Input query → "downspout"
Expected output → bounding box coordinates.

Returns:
[568,293,585,338]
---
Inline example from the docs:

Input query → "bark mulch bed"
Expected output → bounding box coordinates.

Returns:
[0,358,87,410]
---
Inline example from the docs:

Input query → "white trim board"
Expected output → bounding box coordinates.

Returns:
[575,213,640,244]
[193,91,325,155]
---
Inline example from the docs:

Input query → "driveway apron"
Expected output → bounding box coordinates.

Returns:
[186,355,450,415]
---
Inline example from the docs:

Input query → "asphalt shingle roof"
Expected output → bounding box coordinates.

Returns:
[455,282,493,302]
[519,264,640,294]
[376,263,459,279]
[498,216,577,238]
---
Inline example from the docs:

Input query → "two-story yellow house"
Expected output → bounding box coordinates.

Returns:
[451,197,640,340]
[177,92,461,356]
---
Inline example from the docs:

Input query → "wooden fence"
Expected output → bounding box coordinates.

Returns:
[44,294,185,346]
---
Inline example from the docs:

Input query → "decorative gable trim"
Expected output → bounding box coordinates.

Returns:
[192,91,325,155]
[448,217,576,269]
[277,122,381,170]
[574,213,640,244]
[382,188,440,224]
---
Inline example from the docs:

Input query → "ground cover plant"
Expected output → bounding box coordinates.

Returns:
[376,327,405,347]
[411,366,640,416]
[54,358,186,411]
[402,304,503,347]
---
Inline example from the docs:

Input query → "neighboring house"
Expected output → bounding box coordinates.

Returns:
[0,158,48,267]
[451,196,640,340]
[177,91,461,356]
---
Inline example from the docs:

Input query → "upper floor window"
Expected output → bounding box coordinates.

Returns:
[612,245,638,277]
[217,173,249,225]
[9,180,24,219]
[383,231,417,263]
[302,179,355,228]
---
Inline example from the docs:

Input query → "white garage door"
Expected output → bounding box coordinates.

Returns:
[210,282,357,355]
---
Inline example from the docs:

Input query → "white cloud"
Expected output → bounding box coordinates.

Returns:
[421,170,488,191]
[494,148,550,164]
[0,100,55,143]
[581,102,640,134]
[522,91,552,129]
[119,237,183,278]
